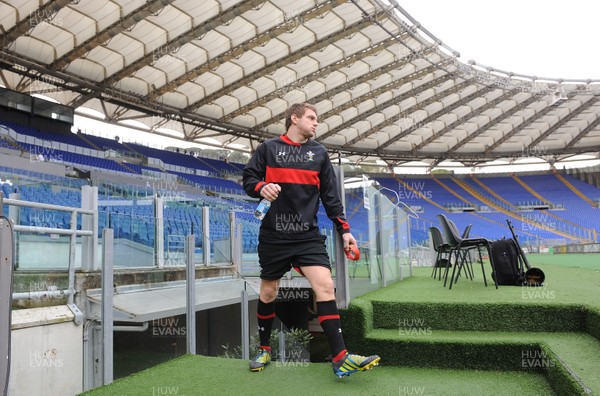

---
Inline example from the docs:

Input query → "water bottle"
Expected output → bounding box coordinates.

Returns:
[254,199,271,220]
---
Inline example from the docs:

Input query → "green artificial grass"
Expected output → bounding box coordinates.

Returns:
[83,257,599,396]
[527,253,600,270]
[372,301,586,332]
[369,264,599,308]
[340,262,600,395]
[82,354,554,396]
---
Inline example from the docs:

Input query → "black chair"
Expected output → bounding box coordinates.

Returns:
[429,226,451,280]
[450,221,476,282]
[436,214,498,289]
[440,219,475,285]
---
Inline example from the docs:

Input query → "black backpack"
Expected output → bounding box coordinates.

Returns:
[491,238,525,285]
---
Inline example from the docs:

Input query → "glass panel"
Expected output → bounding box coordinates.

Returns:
[237,210,260,277]
[210,208,231,265]
[345,183,383,299]
[110,210,155,268]
[380,195,399,284]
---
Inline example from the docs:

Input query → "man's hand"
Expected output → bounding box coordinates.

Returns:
[342,232,357,253]
[260,183,281,202]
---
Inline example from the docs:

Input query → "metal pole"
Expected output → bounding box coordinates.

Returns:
[229,211,235,265]
[279,330,286,363]
[378,191,386,288]
[101,228,114,385]
[185,235,196,354]
[1,217,14,396]
[7,193,18,272]
[407,214,413,277]
[202,206,210,266]
[7,193,19,226]
[66,210,83,325]
[234,224,242,275]
[155,196,164,268]
[241,288,249,360]
[68,211,77,306]
[396,206,403,280]
[81,186,98,271]
[332,166,350,308]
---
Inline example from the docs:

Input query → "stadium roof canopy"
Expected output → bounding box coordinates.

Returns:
[1,0,600,168]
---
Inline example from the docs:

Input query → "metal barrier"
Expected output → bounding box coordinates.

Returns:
[0,192,97,324]
[1,217,14,396]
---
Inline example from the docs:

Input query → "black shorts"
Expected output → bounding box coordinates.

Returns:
[257,234,331,280]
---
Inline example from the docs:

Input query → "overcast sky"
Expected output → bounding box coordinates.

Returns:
[400,1,599,80]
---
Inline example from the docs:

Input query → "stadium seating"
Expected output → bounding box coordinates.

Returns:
[3,119,600,254]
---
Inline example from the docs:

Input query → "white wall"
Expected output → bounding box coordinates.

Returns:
[9,307,82,396]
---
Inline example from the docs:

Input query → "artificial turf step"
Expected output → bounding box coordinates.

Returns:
[363,329,600,395]
[341,264,600,396]
[371,300,586,332]
[345,308,599,395]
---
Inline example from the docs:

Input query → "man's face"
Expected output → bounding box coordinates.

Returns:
[293,109,318,138]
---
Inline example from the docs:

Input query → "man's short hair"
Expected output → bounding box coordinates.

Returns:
[285,103,317,131]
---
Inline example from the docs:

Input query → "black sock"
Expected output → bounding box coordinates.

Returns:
[257,300,275,350]
[317,300,347,362]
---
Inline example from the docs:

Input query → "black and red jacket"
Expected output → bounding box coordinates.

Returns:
[243,135,351,239]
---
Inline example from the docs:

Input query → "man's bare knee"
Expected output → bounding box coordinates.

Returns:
[260,280,279,303]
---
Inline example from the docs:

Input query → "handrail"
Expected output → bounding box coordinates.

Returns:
[2,198,95,214]
[0,192,94,324]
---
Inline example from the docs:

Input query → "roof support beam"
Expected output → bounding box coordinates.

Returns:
[379,85,497,151]
[51,0,176,70]
[254,44,437,131]
[316,67,443,124]
[0,0,72,48]
[338,79,472,147]
[446,94,541,154]
[525,97,599,149]
[484,105,555,154]
[222,36,400,122]
[408,87,509,153]
[148,0,347,102]
[564,112,600,150]
[101,0,268,88]
[184,13,386,112]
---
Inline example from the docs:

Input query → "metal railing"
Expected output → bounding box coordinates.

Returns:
[0,191,97,324]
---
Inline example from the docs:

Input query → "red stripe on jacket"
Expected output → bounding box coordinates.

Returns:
[337,217,350,230]
[254,181,266,192]
[266,166,320,189]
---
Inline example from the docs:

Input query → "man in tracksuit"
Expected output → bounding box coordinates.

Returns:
[243,102,380,377]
